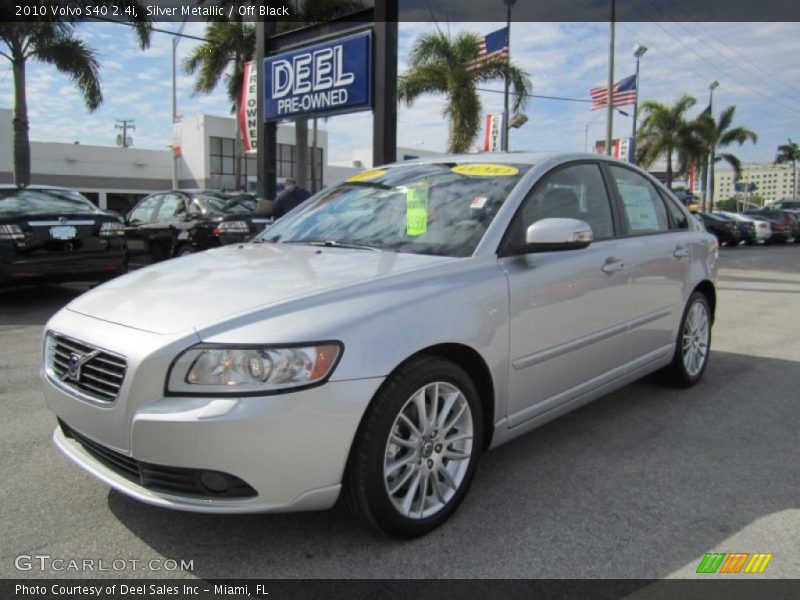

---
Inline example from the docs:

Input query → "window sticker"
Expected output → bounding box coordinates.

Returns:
[406,184,429,236]
[470,196,488,209]
[347,169,387,182]
[617,183,659,231]
[451,164,519,177]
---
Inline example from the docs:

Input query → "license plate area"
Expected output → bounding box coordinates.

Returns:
[50,226,77,240]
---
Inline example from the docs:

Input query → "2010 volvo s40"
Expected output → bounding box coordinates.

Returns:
[42,154,718,538]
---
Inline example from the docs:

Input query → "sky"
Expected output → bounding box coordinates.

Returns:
[1,20,798,166]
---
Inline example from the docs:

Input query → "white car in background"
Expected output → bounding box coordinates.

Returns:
[716,211,771,244]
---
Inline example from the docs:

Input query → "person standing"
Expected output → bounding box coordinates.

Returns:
[272,178,312,218]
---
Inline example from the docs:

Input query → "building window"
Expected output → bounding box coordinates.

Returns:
[209,136,323,193]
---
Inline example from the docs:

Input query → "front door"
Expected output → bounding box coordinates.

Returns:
[125,194,163,266]
[500,162,632,427]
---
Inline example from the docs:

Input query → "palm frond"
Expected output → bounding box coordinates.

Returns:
[31,30,102,110]
[398,64,449,106]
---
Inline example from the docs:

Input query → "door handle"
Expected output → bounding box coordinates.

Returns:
[601,258,625,274]
[673,245,690,258]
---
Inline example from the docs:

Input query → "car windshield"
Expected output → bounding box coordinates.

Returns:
[258,162,530,257]
[0,188,97,217]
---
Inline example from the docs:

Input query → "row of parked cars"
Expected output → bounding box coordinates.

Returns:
[0,185,272,288]
[693,203,800,247]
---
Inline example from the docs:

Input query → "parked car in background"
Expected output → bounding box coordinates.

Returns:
[744,209,799,243]
[219,193,274,243]
[695,212,741,246]
[772,199,800,212]
[711,212,757,245]
[124,190,262,267]
[44,153,718,538]
[715,211,770,244]
[1,185,126,288]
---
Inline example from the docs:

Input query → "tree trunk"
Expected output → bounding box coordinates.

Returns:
[295,118,308,188]
[234,98,242,191]
[666,150,673,190]
[699,157,709,212]
[12,56,31,188]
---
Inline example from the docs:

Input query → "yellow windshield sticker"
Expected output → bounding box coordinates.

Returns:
[406,184,429,237]
[347,168,388,182]
[451,163,519,177]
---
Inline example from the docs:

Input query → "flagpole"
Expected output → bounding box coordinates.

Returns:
[501,0,515,152]
[631,45,647,164]
[604,0,615,156]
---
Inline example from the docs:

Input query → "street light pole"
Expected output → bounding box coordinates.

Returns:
[501,0,515,152]
[631,44,647,164]
[708,80,719,212]
[604,0,616,156]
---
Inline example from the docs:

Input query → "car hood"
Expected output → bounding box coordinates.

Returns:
[66,243,455,334]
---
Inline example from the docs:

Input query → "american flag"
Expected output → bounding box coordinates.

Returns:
[468,27,509,69]
[590,74,637,110]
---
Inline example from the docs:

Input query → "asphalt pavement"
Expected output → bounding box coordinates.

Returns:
[1,244,798,580]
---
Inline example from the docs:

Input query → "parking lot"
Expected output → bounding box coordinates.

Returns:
[1,244,799,580]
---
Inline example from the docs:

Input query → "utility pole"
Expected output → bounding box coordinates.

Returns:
[115,119,135,148]
[171,20,188,189]
[708,80,719,211]
[604,0,616,156]
[501,0,515,152]
[631,44,647,164]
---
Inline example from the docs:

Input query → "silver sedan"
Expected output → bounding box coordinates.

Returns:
[42,153,718,538]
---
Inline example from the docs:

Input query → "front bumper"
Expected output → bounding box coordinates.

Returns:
[44,311,383,513]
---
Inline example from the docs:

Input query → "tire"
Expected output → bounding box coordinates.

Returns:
[175,245,194,257]
[344,356,483,539]
[657,291,712,388]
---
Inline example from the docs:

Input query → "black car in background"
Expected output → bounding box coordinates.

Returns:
[219,193,274,243]
[1,186,127,288]
[711,212,757,245]
[124,190,267,267]
[695,212,741,246]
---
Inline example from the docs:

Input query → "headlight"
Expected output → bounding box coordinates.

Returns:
[166,343,342,395]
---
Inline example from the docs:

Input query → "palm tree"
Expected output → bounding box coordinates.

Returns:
[775,138,800,200]
[398,30,532,153]
[183,21,256,190]
[0,3,151,188]
[693,105,757,211]
[636,94,699,190]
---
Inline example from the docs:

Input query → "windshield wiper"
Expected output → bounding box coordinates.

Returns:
[307,240,382,252]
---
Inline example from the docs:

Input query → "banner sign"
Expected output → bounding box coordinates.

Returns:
[594,137,633,162]
[263,31,372,121]
[483,114,502,152]
[239,61,258,153]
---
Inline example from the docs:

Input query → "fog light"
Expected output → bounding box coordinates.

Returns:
[199,471,229,493]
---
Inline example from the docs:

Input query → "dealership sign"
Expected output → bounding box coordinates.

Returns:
[239,61,258,153]
[263,31,372,121]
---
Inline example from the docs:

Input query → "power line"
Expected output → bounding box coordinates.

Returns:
[476,87,591,103]
[87,16,207,42]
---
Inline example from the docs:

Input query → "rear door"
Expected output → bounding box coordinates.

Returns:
[604,164,692,361]
[500,161,633,426]
[147,192,189,257]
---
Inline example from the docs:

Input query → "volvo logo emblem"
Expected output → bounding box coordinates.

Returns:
[61,350,100,382]
[58,216,68,225]
[68,353,81,378]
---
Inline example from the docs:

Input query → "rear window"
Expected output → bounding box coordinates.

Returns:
[0,189,97,217]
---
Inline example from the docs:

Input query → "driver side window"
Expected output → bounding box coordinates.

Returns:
[507,163,615,247]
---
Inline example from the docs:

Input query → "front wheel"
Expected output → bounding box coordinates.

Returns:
[657,291,712,388]
[344,356,483,539]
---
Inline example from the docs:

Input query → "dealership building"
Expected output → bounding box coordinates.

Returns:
[0,108,331,214]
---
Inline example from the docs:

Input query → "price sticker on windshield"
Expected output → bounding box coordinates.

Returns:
[406,185,429,237]
[451,164,519,177]
[347,169,388,182]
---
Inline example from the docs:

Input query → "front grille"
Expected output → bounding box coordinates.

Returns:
[59,420,257,499]
[48,334,127,402]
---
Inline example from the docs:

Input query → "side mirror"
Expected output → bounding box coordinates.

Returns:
[510,218,593,255]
